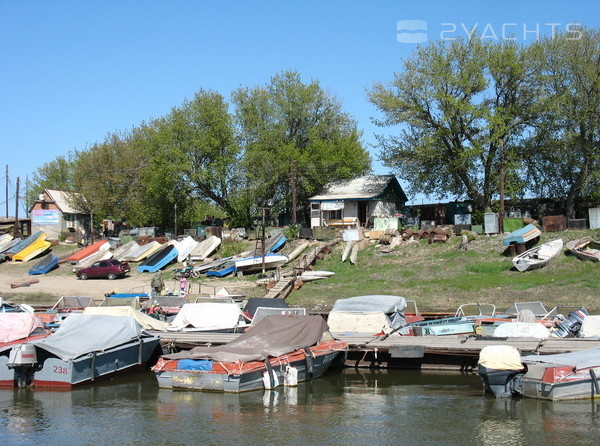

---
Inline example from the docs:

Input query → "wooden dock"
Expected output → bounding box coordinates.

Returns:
[151,330,600,370]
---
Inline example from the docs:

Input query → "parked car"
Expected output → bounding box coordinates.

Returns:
[76,259,130,280]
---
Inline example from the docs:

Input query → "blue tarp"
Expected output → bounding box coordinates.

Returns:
[178,359,213,371]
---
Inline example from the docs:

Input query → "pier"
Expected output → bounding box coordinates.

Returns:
[152,330,600,371]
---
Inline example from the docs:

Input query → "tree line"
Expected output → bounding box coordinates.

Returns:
[32,29,599,231]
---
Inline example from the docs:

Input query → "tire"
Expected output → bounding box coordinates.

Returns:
[191,271,200,279]
[79,273,88,280]
[107,273,117,280]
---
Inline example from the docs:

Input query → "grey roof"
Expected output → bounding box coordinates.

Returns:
[309,175,407,202]
[44,189,83,214]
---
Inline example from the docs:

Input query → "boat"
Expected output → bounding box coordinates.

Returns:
[153,314,347,392]
[74,248,113,269]
[12,232,51,262]
[123,241,162,262]
[341,241,352,262]
[83,306,168,331]
[327,295,409,337]
[67,240,110,264]
[479,345,600,401]
[566,237,600,262]
[0,237,20,254]
[2,314,161,388]
[3,231,45,260]
[410,303,496,336]
[512,239,563,272]
[234,253,288,273]
[138,244,178,273]
[206,260,236,277]
[176,236,198,263]
[502,223,541,246]
[111,240,140,261]
[166,302,248,332]
[28,254,59,275]
[189,235,221,261]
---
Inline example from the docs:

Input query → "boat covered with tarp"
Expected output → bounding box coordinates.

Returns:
[153,314,347,392]
[1,314,161,388]
[327,295,407,336]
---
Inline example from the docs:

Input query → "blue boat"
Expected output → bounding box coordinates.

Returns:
[502,223,541,245]
[138,244,179,273]
[28,254,59,275]
[206,260,236,277]
[269,234,286,252]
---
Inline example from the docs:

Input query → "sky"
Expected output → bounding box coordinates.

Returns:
[1,0,598,216]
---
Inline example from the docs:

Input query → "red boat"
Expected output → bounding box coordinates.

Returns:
[66,240,109,264]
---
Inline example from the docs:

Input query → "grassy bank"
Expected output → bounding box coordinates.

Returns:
[286,229,600,313]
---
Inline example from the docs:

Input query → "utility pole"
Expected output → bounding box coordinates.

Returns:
[13,177,20,237]
[290,158,297,225]
[5,165,8,218]
[499,138,505,234]
[174,203,178,238]
[261,206,267,275]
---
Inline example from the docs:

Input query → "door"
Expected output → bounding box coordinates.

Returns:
[358,202,368,227]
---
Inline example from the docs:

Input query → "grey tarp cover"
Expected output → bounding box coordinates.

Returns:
[163,314,328,363]
[521,346,600,370]
[30,314,147,361]
[331,295,407,329]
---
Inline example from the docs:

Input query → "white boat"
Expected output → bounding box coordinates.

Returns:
[75,249,113,269]
[112,240,140,261]
[189,236,221,261]
[512,239,563,272]
[234,253,288,273]
[176,236,198,263]
[123,241,162,262]
[300,270,336,282]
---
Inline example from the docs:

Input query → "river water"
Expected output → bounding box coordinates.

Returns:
[2,368,600,446]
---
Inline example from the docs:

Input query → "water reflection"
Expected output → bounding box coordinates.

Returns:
[1,369,600,445]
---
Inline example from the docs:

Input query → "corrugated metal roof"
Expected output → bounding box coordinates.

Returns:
[309,175,407,202]
[44,189,84,214]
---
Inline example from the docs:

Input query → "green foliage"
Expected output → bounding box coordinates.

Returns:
[283,224,301,239]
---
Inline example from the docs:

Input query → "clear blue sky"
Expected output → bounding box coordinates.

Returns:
[1,0,597,215]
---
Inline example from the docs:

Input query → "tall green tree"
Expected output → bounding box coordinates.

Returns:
[31,155,76,194]
[524,29,600,218]
[369,38,541,212]
[233,70,371,222]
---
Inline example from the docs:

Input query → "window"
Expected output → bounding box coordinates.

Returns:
[311,203,320,218]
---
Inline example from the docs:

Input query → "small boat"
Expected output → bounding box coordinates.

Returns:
[189,236,221,261]
[234,253,288,273]
[67,240,110,264]
[502,223,541,246]
[111,240,140,261]
[28,254,59,275]
[12,233,51,262]
[75,249,113,269]
[341,241,352,262]
[512,239,563,272]
[0,234,14,253]
[4,231,45,260]
[2,314,161,388]
[566,237,600,262]
[176,236,198,263]
[166,302,248,332]
[479,345,600,401]
[153,314,347,392]
[123,241,162,262]
[193,258,227,274]
[0,237,20,254]
[206,260,236,277]
[138,244,178,273]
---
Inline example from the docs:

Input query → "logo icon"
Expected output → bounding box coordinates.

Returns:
[397,20,428,43]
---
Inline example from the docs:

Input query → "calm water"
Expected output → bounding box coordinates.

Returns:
[2,368,600,446]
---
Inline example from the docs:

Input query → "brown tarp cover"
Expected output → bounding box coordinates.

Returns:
[163,314,328,363]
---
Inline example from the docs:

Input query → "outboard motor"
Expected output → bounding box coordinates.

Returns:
[554,308,589,338]
[7,344,39,388]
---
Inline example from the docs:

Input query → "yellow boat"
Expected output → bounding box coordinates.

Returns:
[12,233,52,262]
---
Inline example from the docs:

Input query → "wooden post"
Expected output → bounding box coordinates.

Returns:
[291,158,297,225]
[13,177,20,237]
[499,139,505,233]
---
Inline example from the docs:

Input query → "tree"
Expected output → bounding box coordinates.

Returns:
[159,90,248,226]
[233,70,371,222]
[31,155,76,195]
[524,29,600,218]
[369,38,541,212]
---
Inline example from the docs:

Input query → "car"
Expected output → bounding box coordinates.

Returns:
[76,259,131,280]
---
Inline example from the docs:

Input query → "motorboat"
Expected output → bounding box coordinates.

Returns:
[2,314,161,388]
[153,314,347,392]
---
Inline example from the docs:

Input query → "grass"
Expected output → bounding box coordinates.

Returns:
[287,229,600,313]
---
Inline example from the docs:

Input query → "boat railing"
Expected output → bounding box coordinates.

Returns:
[52,296,95,311]
[454,303,496,318]
[251,307,307,325]
[505,301,548,317]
